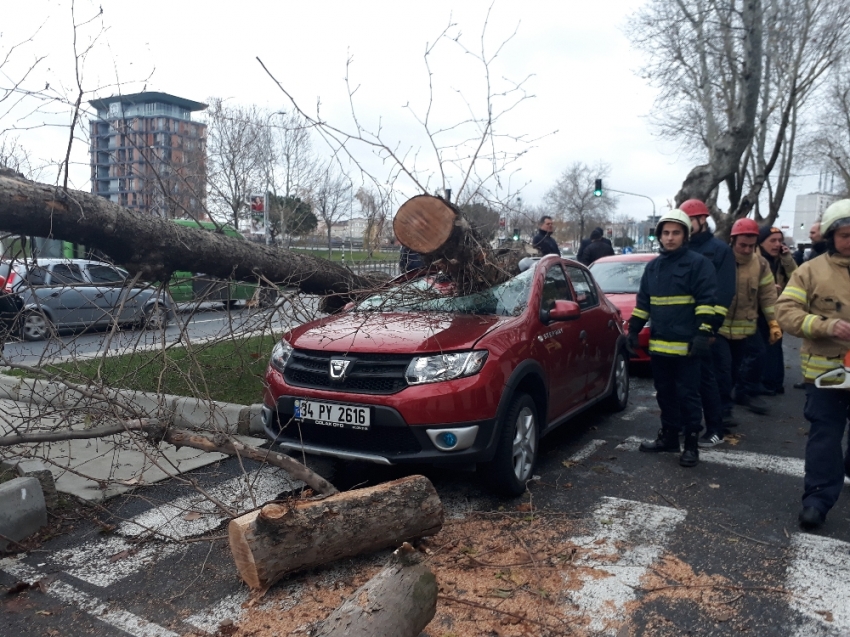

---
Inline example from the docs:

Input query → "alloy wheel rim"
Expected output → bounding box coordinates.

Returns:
[147,307,165,329]
[512,406,537,482]
[24,315,47,339]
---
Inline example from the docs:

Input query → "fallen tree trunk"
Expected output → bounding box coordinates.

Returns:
[311,542,437,637]
[228,474,443,590]
[0,173,376,298]
[393,194,524,294]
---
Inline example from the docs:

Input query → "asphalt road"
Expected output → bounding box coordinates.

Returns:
[2,337,850,636]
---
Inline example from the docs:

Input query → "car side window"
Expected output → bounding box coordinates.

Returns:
[24,266,48,286]
[565,267,599,310]
[87,264,125,284]
[49,264,85,284]
[540,265,572,312]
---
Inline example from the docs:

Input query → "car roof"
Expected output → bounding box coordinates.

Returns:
[2,258,119,268]
[590,253,657,265]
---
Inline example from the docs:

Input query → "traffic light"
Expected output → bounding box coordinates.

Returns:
[512,228,520,241]
[648,228,656,242]
[593,179,603,197]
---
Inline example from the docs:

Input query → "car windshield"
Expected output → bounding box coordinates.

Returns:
[589,260,650,294]
[355,267,536,317]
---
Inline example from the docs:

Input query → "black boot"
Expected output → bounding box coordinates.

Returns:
[639,429,680,453]
[679,433,699,467]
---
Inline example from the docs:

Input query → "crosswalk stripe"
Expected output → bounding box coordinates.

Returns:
[52,466,300,587]
[0,558,178,637]
[567,439,606,463]
[787,533,850,636]
[616,436,850,484]
[562,497,686,634]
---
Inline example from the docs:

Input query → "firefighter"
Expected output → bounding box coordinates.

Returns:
[776,199,850,530]
[681,199,736,446]
[715,218,779,419]
[629,209,717,467]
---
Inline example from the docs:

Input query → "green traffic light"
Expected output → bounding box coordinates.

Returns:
[593,178,603,197]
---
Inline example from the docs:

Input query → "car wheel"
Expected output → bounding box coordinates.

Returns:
[143,304,169,330]
[21,311,52,341]
[224,299,240,310]
[481,393,539,497]
[603,348,630,412]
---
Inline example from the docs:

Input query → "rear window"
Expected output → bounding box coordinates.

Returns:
[87,264,125,284]
[588,260,650,294]
[25,266,48,286]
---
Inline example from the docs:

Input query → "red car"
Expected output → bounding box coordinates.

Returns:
[262,255,629,496]
[588,253,657,363]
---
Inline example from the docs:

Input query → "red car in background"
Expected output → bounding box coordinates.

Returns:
[588,253,657,364]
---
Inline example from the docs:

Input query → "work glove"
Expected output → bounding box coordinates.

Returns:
[626,332,639,355]
[690,334,712,357]
[768,320,783,345]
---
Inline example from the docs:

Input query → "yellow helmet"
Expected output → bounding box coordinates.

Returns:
[821,199,850,237]
[655,209,692,240]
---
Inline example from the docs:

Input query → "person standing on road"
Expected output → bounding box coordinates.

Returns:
[532,216,561,256]
[758,226,797,395]
[576,226,612,263]
[629,209,718,467]
[776,200,850,530]
[580,228,615,265]
[681,200,736,447]
[715,219,779,420]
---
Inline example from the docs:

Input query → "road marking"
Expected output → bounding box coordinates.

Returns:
[567,439,606,463]
[0,558,178,637]
[52,467,301,587]
[616,436,850,484]
[562,497,686,634]
[787,533,850,636]
[619,405,649,421]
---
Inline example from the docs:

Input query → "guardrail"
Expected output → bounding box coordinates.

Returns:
[344,259,400,278]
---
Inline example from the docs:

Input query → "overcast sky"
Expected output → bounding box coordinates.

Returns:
[2,0,817,228]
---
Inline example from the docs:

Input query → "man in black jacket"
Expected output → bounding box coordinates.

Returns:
[576,226,612,263]
[580,228,615,265]
[532,216,560,256]
[628,209,718,467]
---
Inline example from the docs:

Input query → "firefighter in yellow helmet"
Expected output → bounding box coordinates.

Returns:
[776,199,850,530]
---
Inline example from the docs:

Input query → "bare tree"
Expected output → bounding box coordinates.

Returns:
[354,186,392,256]
[544,161,617,242]
[628,0,850,228]
[311,165,351,257]
[805,65,850,196]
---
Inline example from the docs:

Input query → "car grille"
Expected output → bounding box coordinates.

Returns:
[275,419,422,456]
[283,349,412,394]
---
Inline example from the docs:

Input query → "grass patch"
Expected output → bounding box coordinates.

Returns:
[32,334,277,405]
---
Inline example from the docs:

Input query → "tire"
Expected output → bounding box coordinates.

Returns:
[224,299,240,310]
[603,348,630,412]
[142,304,169,330]
[21,311,52,341]
[480,393,539,497]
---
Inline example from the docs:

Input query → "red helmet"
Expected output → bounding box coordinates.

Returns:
[730,218,760,237]
[680,199,710,218]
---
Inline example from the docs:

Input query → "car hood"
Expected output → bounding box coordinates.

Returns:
[288,311,511,354]
[604,293,637,320]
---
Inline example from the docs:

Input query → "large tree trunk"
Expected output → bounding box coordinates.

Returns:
[0,173,376,298]
[393,194,523,294]
[228,475,443,590]
[312,543,437,637]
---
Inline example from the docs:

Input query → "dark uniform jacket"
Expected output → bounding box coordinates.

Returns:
[581,239,615,265]
[532,230,560,256]
[629,245,717,356]
[689,230,736,327]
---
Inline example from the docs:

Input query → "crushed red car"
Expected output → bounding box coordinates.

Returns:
[262,255,629,496]
[588,253,657,364]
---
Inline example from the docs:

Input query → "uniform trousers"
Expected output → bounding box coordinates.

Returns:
[699,347,725,437]
[803,384,850,514]
[714,334,764,413]
[651,354,703,437]
[758,314,784,393]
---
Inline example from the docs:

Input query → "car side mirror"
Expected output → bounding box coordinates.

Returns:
[548,300,581,322]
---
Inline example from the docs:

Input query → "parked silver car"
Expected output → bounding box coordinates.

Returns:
[0,259,173,341]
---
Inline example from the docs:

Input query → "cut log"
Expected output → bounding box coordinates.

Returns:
[311,542,437,637]
[393,194,524,294]
[228,475,443,590]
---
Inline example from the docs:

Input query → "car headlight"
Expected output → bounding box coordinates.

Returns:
[270,340,294,373]
[405,350,488,385]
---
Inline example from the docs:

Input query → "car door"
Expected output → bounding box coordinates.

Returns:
[533,263,586,421]
[85,263,135,324]
[564,265,618,399]
[46,263,97,327]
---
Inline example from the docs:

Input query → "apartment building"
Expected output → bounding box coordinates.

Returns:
[792,192,840,246]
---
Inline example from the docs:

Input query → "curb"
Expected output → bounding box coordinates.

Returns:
[0,477,47,551]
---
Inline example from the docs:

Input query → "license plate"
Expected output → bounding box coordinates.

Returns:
[293,399,371,430]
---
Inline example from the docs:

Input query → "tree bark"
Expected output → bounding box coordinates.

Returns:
[0,174,376,298]
[311,543,437,637]
[228,475,443,590]
[393,194,523,294]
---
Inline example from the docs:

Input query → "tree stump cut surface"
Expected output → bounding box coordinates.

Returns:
[394,195,457,254]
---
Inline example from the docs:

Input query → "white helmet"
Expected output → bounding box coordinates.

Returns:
[821,199,850,237]
[655,209,692,240]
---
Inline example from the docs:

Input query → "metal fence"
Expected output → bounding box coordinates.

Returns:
[343,258,400,278]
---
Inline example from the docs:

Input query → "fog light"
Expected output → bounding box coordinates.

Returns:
[440,432,458,448]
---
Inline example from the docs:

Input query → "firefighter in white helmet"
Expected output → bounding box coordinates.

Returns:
[776,199,850,530]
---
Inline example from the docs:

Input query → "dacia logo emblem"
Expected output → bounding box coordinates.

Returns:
[329,359,351,381]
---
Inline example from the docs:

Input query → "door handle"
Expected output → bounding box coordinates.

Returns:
[579,330,588,341]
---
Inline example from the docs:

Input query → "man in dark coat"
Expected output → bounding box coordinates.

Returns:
[532,216,560,256]
[576,226,612,263]
[580,228,615,265]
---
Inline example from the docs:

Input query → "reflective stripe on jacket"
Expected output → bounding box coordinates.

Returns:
[776,253,850,384]
[718,252,777,340]
[629,245,717,357]
[689,231,736,323]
